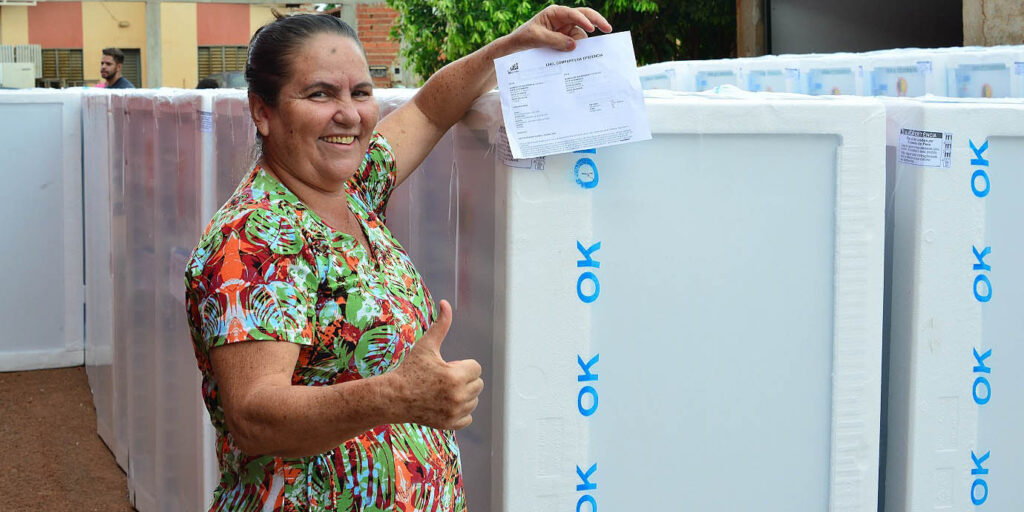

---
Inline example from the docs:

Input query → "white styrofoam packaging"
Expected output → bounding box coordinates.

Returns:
[796,53,867,96]
[384,89,886,511]
[0,89,84,371]
[883,97,1024,512]
[942,46,1024,98]
[862,48,947,97]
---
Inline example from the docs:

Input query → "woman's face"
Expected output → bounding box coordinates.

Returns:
[257,33,379,190]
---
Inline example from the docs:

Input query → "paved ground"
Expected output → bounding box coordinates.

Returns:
[0,366,134,511]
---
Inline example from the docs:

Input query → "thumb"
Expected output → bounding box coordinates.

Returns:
[420,299,453,355]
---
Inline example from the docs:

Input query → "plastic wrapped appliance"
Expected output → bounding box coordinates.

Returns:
[83,89,126,467]
[862,48,947,97]
[384,89,886,512]
[942,46,1023,98]
[742,55,802,93]
[689,58,742,91]
[0,90,84,371]
[83,89,254,512]
[637,61,685,91]
[797,53,867,96]
[883,97,1024,512]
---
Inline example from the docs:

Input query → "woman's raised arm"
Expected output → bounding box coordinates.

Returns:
[377,5,611,186]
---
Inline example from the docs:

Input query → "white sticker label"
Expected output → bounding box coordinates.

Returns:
[1015,62,1024,75]
[917,60,933,74]
[898,128,952,168]
[199,111,213,133]
[496,126,546,171]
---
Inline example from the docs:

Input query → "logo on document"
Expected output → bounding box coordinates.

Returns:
[508,62,519,74]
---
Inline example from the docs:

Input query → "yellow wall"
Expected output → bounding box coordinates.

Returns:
[250,5,280,36]
[82,2,146,86]
[0,7,30,46]
[161,3,197,88]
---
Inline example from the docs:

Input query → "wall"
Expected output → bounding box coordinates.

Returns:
[196,3,248,46]
[249,4,280,37]
[27,2,82,48]
[82,2,146,85]
[356,2,399,87]
[162,2,198,89]
[769,0,962,54]
[964,0,1024,45]
[0,7,30,46]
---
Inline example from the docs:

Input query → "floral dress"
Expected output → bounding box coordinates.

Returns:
[185,133,466,511]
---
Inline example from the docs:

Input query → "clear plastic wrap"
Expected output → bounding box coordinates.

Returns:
[82,89,254,511]
[83,89,120,465]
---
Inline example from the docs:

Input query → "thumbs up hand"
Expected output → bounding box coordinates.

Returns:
[388,300,483,430]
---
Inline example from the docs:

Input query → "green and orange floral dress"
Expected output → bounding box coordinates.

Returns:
[185,133,465,511]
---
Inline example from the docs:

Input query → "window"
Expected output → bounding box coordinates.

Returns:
[197,46,248,79]
[39,48,83,88]
[119,48,142,88]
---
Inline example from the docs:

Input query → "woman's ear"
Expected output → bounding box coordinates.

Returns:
[249,92,271,138]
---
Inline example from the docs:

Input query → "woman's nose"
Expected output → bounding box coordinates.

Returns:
[332,99,359,125]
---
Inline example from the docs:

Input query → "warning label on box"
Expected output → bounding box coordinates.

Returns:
[898,128,952,168]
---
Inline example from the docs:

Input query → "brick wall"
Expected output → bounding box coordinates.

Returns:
[356,2,400,87]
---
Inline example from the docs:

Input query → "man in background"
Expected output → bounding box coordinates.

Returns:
[100,48,135,89]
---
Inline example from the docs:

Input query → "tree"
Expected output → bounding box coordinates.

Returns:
[386,0,736,81]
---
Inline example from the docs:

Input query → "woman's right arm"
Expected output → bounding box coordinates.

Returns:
[210,300,482,458]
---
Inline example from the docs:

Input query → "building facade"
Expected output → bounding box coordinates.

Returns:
[0,0,408,89]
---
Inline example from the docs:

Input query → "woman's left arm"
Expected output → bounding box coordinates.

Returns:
[377,5,611,186]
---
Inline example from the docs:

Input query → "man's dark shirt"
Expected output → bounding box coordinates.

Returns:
[108,76,135,89]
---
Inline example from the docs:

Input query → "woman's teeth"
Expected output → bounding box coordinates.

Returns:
[322,136,354,144]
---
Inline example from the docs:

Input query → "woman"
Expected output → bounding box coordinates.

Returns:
[185,6,611,512]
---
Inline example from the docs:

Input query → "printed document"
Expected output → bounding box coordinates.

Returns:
[494,31,651,159]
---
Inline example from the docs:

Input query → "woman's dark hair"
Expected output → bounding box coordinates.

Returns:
[246,12,363,107]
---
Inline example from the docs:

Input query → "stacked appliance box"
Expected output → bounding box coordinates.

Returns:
[0,90,83,371]
[382,89,886,512]
[883,97,1024,512]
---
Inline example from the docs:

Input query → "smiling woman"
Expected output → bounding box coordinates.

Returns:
[184,8,611,512]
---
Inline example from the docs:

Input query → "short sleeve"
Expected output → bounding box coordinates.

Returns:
[186,207,319,351]
[352,132,398,217]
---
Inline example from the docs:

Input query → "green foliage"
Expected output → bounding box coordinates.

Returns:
[386,0,736,81]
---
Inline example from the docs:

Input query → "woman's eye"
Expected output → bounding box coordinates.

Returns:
[308,91,328,99]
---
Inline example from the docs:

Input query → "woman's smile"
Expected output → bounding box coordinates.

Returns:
[320,135,356,145]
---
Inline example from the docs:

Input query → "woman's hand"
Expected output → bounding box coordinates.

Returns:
[380,5,611,187]
[386,300,484,430]
[506,5,613,53]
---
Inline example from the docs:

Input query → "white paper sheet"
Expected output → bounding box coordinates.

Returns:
[494,31,651,158]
